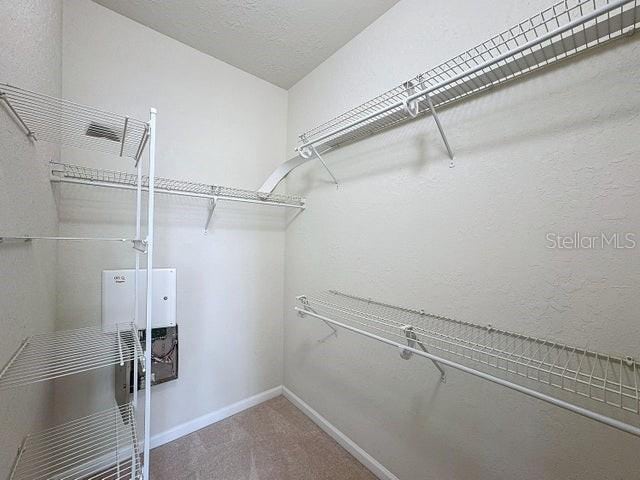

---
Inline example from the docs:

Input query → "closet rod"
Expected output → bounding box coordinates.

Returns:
[298,0,630,152]
[296,306,640,438]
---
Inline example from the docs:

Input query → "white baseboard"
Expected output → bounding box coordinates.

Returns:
[150,385,283,449]
[282,386,399,480]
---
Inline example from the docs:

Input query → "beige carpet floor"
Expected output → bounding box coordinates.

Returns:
[150,395,377,480]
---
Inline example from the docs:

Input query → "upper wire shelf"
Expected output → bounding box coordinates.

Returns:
[298,0,639,153]
[0,83,149,161]
[9,403,141,480]
[296,291,640,436]
[0,323,144,390]
[51,162,306,209]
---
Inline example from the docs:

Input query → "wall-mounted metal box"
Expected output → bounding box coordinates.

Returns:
[102,268,176,331]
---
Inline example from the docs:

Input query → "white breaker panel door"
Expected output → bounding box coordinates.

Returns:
[102,268,177,331]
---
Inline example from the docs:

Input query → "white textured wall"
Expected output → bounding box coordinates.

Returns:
[55,0,288,435]
[284,0,640,479]
[0,0,62,477]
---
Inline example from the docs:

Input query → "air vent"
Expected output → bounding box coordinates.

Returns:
[86,121,120,142]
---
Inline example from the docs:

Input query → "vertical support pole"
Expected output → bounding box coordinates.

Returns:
[133,329,139,408]
[142,108,156,480]
[115,407,121,479]
[133,137,143,410]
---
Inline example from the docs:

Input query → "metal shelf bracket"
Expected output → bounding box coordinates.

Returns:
[204,198,217,234]
[403,79,455,168]
[413,76,455,167]
[402,81,421,118]
[400,324,446,383]
[134,127,150,168]
[424,93,455,168]
[132,239,148,253]
[297,295,338,338]
[297,139,339,187]
[116,324,125,367]
[0,91,36,141]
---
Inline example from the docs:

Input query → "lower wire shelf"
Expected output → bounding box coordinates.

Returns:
[9,403,142,480]
[296,291,640,437]
[0,324,144,390]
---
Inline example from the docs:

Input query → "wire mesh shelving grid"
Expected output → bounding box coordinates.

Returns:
[0,83,149,160]
[51,162,306,208]
[0,324,144,390]
[298,0,639,152]
[297,291,640,417]
[9,403,141,480]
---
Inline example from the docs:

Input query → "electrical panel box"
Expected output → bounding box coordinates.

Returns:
[115,326,179,406]
[102,268,176,331]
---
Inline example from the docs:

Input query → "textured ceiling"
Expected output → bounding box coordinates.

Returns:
[92,0,400,89]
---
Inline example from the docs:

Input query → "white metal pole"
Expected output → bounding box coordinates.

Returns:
[142,108,156,480]
[295,307,640,438]
[133,143,143,411]
[132,133,143,480]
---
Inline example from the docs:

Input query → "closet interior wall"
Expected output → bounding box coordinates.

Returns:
[54,0,288,434]
[284,0,640,479]
[0,1,62,478]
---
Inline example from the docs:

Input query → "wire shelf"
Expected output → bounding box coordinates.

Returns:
[297,291,640,419]
[0,83,149,160]
[298,0,639,152]
[9,403,141,480]
[50,162,306,208]
[0,324,144,390]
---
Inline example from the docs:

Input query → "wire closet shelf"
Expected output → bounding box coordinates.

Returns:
[50,162,306,209]
[0,83,149,161]
[297,0,639,154]
[0,324,144,390]
[296,291,640,437]
[9,403,141,480]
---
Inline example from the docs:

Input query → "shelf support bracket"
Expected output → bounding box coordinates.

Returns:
[297,140,339,187]
[404,79,455,167]
[0,337,30,381]
[132,323,146,373]
[297,295,338,339]
[134,127,150,169]
[132,239,147,253]
[116,324,125,367]
[0,92,37,141]
[204,198,217,234]
[119,116,129,157]
[400,325,446,383]
[8,437,27,480]
[424,94,455,168]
